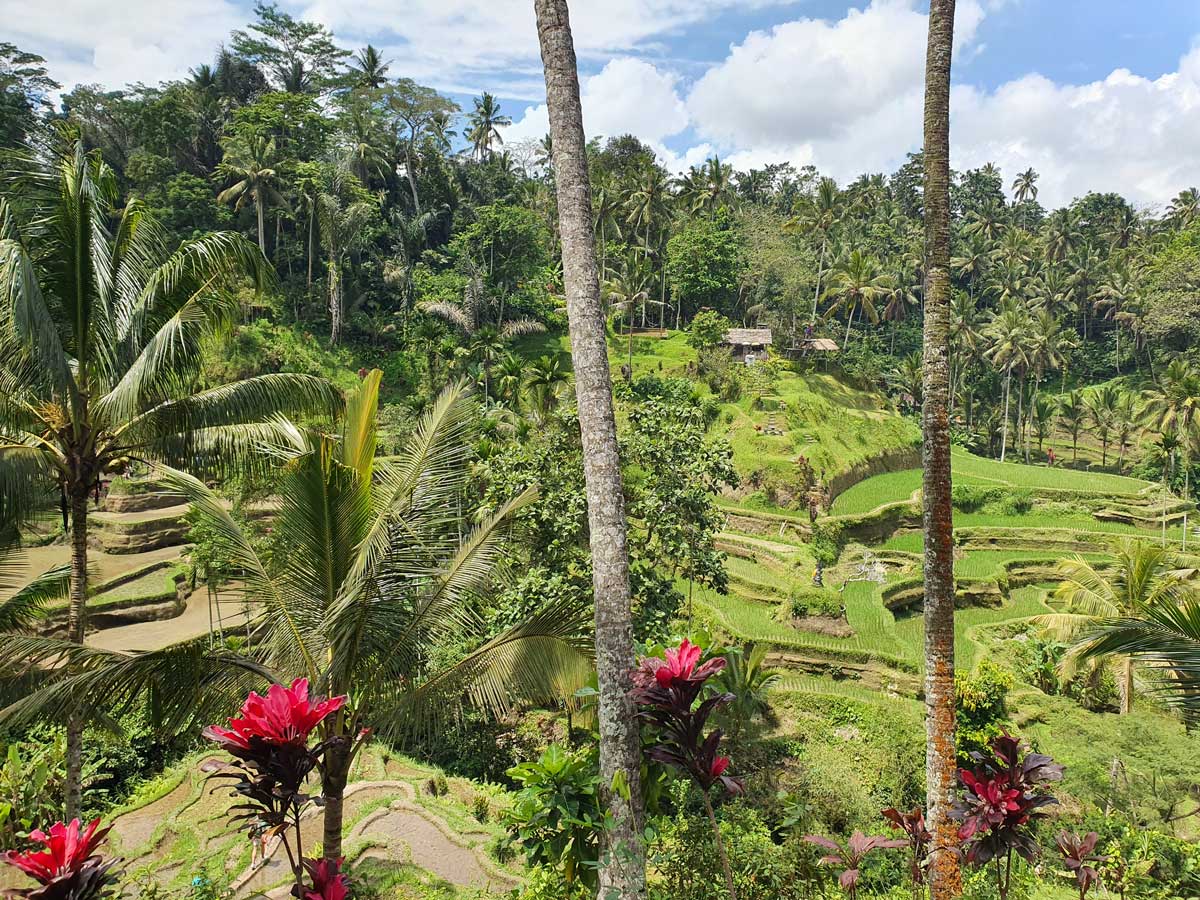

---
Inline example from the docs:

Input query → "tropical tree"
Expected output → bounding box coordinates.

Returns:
[1031,395,1056,453]
[920,3,963,896]
[713,643,779,742]
[420,270,544,341]
[786,176,841,317]
[984,300,1032,462]
[216,132,288,254]
[1057,390,1088,462]
[526,354,569,416]
[1113,391,1138,472]
[467,92,511,162]
[1012,167,1039,206]
[349,44,390,89]
[317,169,376,344]
[1169,187,1200,228]
[1095,264,1137,374]
[1141,359,1200,491]
[535,2,647,895]
[823,250,893,347]
[0,141,336,816]
[1072,595,1200,724]
[1,374,592,860]
[1038,541,1193,714]
[1085,385,1120,466]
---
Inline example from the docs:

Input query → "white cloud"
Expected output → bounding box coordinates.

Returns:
[673,0,1200,206]
[0,0,244,90]
[503,57,689,148]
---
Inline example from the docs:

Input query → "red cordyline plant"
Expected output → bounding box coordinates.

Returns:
[204,678,347,894]
[951,732,1064,900]
[632,639,743,900]
[1055,831,1105,900]
[299,856,350,900]
[803,831,907,900]
[1,818,121,900]
[882,806,931,898]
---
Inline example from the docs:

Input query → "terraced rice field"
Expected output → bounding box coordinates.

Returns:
[830,449,1155,515]
[708,450,1186,704]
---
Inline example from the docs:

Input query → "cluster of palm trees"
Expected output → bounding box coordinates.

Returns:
[1040,540,1200,723]
[0,140,591,844]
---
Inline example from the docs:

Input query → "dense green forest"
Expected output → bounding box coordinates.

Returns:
[2,4,1200,900]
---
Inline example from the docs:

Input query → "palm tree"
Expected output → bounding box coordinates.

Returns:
[1071,596,1200,724]
[1169,187,1200,227]
[1043,209,1082,264]
[1038,541,1193,714]
[984,300,1032,462]
[1113,391,1138,472]
[882,266,921,353]
[1086,385,1120,466]
[217,133,289,254]
[823,250,892,347]
[888,351,924,408]
[686,157,735,218]
[1012,167,1039,205]
[949,292,984,421]
[1141,359,1200,489]
[713,644,779,742]
[951,237,990,301]
[349,44,390,89]
[317,170,377,344]
[1,375,591,860]
[1025,310,1073,459]
[920,3,962,894]
[467,92,511,162]
[1057,390,1088,462]
[535,2,647,895]
[1031,394,1056,453]
[420,271,545,342]
[603,260,651,377]
[963,198,1007,244]
[1095,264,1137,374]
[0,141,336,816]
[526,354,569,416]
[786,177,841,318]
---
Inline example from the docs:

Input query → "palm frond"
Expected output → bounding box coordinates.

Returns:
[0,563,68,630]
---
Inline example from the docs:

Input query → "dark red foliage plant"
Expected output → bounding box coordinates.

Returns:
[951,732,1064,900]
[803,831,907,900]
[204,678,346,893]
[631,639,743,900]
[298,856,350,900]
[1055,831,1105,900]
[1,819,121,900]
[882,806,931,896]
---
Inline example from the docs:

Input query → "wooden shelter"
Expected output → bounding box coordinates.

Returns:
[795,337,840,354]
[723,327,773,361]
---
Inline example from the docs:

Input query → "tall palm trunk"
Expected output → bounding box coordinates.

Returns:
[321,738,351,860]
[999,369,1012,462]
[535,3,646,897]
[920,2,963,898]
[812,234,827,319]
[65,491,89,818]
[256,193,266,255]
[1119,657,1134,715]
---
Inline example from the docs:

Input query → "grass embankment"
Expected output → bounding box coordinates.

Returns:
[516,330,920,501]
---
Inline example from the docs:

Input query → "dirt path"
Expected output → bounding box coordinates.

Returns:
[11,544,183,588]
[110,778,197,854]
[350,805,511,892]
[93,503,191,524]
[87,587,257,652]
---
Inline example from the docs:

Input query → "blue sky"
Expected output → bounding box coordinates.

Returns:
[6,0,1200,207]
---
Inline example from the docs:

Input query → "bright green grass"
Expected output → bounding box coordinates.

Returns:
[829,469,921,515]
[832,450,1154,517]
[949,448,1152,494]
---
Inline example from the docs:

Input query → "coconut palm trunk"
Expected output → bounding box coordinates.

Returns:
[920,2,963,898]
[65,490,90,817]
[1000,369,1012,462]
[534,2,646,896]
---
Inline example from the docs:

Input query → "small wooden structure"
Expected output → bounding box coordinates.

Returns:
[723,327,773,361]
[794,337,840,354]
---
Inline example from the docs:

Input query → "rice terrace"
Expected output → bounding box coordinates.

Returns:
[2,2,1200,900]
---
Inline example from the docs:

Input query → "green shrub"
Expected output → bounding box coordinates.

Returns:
[810,520,845,566]
[471,793,490,822]
[955,659,1013,761]
[776,588,842,621]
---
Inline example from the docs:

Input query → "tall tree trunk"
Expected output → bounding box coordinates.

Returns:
[307,211,315,293]
[535,3,646,898]
[812,234,827,319]
[1119,658,1134,715]
[999,370,1011,462]
[256,197,266,255]
[404,141,422,213]
[329,258,342,345]
[920,2,963,898]
[65,492,89,818]
[321,738,351,860]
